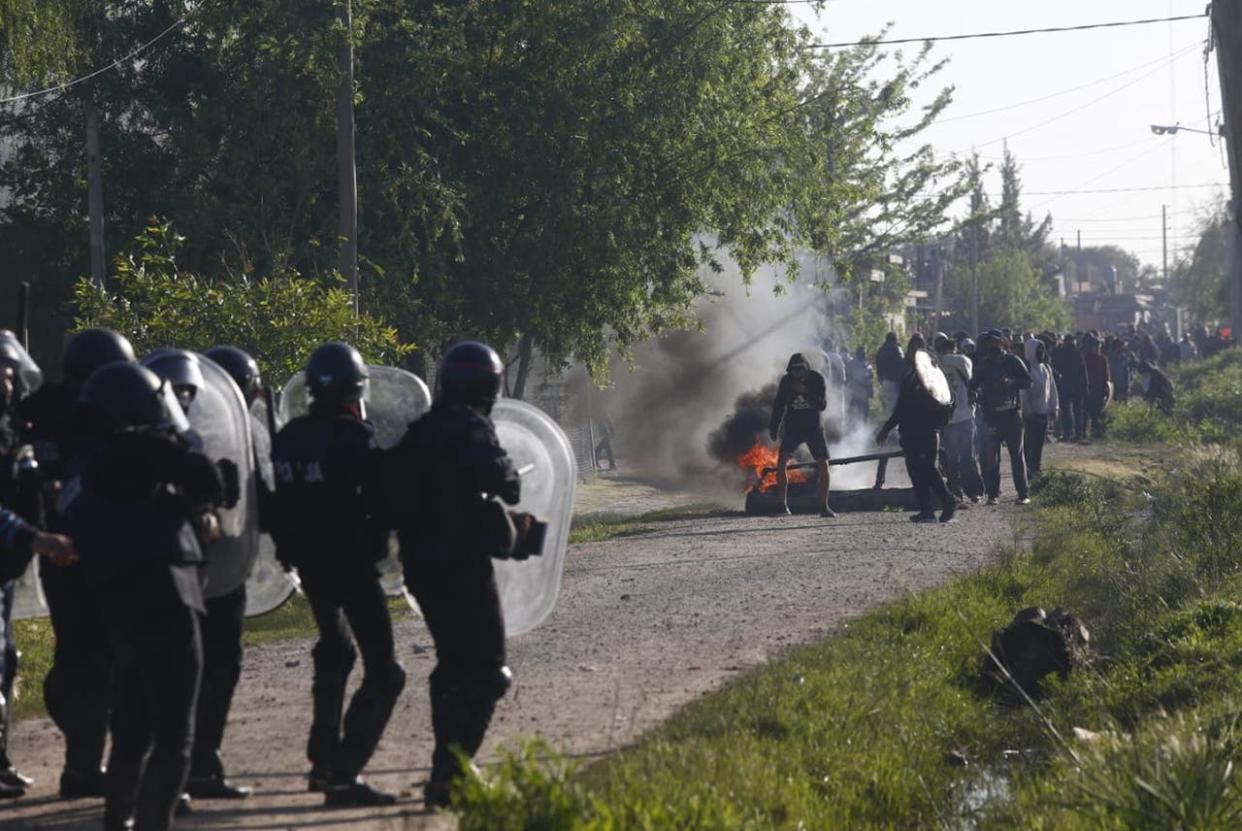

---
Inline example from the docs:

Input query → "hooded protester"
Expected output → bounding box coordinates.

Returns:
[970,331,1033,505]
[1021,339,1059,478]
[1082,336,1112,440]
[874,333,905,417]
[1107,338,1133,403]
[769,354,834,518]
[1051,335,1088,442]
[844,347,874,426]
[876,341,956,523]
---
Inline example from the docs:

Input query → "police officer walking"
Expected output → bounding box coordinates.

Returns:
[269,342,405,807]
[386,341,533,808]
[63,363,231,831]
[15,328,136,798]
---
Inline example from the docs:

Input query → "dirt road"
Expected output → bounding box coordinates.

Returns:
[3,455,1038,830]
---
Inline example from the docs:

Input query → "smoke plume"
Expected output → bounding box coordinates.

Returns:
[599,252,881,493]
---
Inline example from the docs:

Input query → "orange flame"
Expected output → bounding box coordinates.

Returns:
[738,439,811,493]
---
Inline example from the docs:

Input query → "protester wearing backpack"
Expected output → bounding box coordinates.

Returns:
[876,340,956,524]
[970,331,1033,505]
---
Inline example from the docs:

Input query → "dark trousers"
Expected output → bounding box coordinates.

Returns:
[594,438,615,471]
[42,563,111,778]
[104,579,202,831]
[405,552,508,782]
[982,410,1029,500]
[902,433,953,515]
[0,581,16,770]
[300,567,405,784]
[1024,415,1050,477]
[1061,395,1084,441]
[941,419,984,500]
[1085,399,1106,439]
[190,585,246,780]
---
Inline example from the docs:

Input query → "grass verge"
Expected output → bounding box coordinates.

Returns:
[452,445,1242,829]
[569,503,734,544]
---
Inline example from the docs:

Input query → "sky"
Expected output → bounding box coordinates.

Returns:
[790,0,1230,271]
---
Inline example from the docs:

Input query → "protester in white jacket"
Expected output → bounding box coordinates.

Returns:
[1021,338,1059,477]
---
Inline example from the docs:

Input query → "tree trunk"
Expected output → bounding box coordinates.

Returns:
[511,332,534,400]
[336,0,359,314]
[85,100,105,287]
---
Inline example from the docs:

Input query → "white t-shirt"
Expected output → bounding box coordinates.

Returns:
[939,353,974,424]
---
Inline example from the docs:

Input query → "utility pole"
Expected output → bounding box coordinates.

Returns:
[336,0,359,315]
[1162,204,1169,286]
[85,100,105,287]
[1213,0,1242,341]
[1076,230,1083,293]
[969,224,979,335]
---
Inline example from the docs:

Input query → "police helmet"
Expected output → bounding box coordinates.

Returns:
[439,341,504,407]
[142,348,206,411]
[205,345,262,405]
[63,328,135,387]
[79,363,189,434]
[306,342,368,405]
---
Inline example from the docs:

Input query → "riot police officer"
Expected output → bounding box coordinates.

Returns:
[143,347,254,801]
[387,341,531,808]
[269,342,405,807]
[63,362,230,831]
[0,332,45,796]
[15,327,135,797]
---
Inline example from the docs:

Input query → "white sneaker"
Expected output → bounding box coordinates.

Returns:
[986,496,999,506]
[1016,497,1031,505]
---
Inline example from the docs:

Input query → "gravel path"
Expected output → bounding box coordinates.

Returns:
[3,450,1046,830]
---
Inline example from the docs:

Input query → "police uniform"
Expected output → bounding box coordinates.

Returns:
[62,363,227,831]
[269,342,404,807]
[386,341,524,808]
[16,381,111,795]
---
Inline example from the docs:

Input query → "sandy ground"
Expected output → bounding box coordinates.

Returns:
[2,448,1062,830]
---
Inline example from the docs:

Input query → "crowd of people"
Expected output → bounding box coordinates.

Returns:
[768,321,1214,523]
[0,329,538,830]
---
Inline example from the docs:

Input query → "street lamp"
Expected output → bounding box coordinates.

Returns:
[1150,122,1224,137]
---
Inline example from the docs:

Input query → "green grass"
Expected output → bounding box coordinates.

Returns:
[11,593,408,721]
[451,447,1242,829]
[569,503,733,544]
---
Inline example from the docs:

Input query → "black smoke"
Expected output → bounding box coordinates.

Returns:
[707,383,777,465]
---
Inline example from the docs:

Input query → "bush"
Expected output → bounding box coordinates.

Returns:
[73,220,410,382]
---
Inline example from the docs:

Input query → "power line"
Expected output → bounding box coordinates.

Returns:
[959,43,1201,151]
[807,12,1208,49]
[934,44,1200,125]
[0,14,190,106]
[1024,183,1227,195]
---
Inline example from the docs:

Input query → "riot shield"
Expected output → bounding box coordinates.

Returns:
[0,330,42,394]
[490,399,576,636]
[280,365,432,597]
[915,350,953,407]
[144,352,260,600]
[244,400,297,616]
[8,556,45,620]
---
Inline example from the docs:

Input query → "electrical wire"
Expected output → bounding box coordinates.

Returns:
[0,14,190,106]
[959,42,1201,152]
[806,12,1208,49]
[933,44,1201,125]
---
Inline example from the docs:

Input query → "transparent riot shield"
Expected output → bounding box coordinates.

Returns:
[490,399,576,636]
[244,400,297,616]
[144,353,260,600]
[9,556,45,620]
[280,365,432,596]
